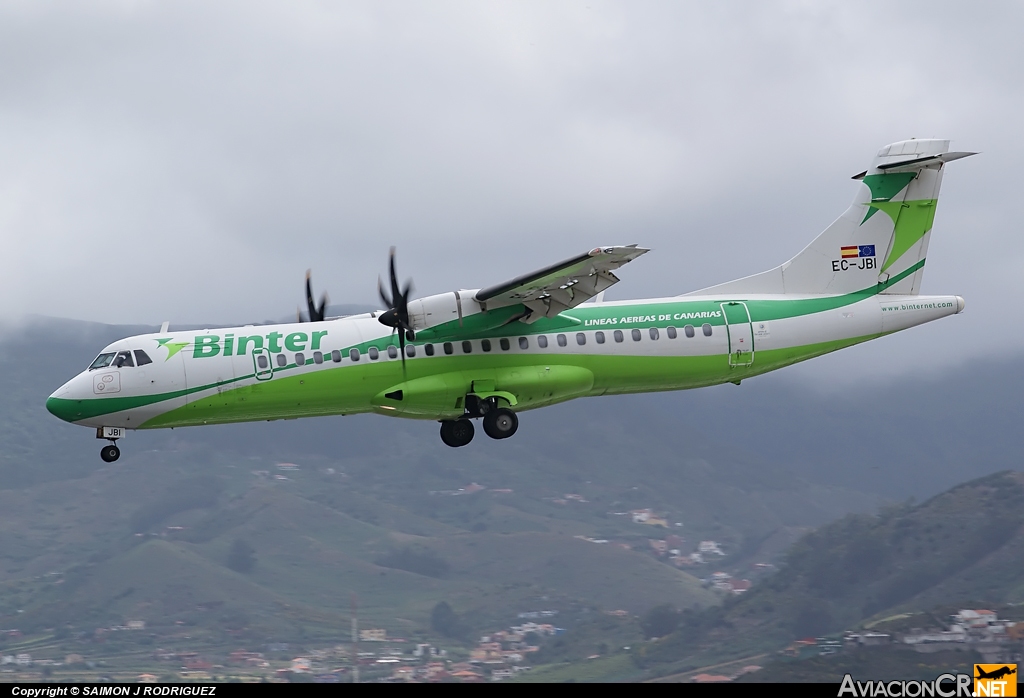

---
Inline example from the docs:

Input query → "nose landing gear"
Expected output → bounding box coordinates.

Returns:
[100,443,121,462]
[96,427,124,462]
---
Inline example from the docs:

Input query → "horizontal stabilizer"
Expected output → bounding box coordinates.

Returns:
[876,151,976,172]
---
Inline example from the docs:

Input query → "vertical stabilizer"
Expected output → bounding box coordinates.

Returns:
[687,139,974,297]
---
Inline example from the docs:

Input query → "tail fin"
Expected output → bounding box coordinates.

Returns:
[688,139,975,296]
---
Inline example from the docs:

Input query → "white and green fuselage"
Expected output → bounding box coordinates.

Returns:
[45,139,972,451]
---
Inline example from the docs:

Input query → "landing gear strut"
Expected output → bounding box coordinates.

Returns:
[100,443,121,462]
[440,419,475,448]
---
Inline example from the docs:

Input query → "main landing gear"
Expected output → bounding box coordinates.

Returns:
[482,408,518,440]
[438,397,519,448]
[439,419,475,447]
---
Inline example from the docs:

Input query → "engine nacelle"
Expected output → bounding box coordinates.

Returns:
[407,291,482,331]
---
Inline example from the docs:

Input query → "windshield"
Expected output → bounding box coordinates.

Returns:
[89,352,115,370]
[112,350,134,368]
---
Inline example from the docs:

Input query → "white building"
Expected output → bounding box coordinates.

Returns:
[698,541,725,556]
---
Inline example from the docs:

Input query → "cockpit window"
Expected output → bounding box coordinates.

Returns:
[89,353,115,370]
[112,351,134,368]
[134,350,153,366]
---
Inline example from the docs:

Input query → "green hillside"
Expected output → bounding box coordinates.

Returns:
[0,451,720,647]
[618,471,1024,679]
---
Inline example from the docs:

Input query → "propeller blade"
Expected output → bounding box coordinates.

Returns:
[378,277,393,310]
[389,247,401,311]
[398,326,406,375]
[306,270,327,322]
[318,292,329,321]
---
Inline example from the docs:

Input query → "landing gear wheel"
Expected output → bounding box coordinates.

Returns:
[100,444,121,463]
[439,419,475,448]
[482,408,518,440]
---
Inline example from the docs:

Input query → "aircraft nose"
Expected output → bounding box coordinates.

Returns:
[46,383,78,423]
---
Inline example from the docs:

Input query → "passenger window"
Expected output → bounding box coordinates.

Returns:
[443,342,454,355]
[538,335,548,348]
[349,348,360,361]
[425,343,435,356]
[595,331,605,344]
[613,330,623,343]
[557,334,567,347]
[631,329,641,342]
[314,351,324,364]
[296,352,306,365]
[113,350,134,368]
[331,350,342,362]
[462,341,473,354]
[519,336,529,350]
[684,325,695,338]
[702,323,713,337]
[481,339,492,352]
[407,345,416,357]
[649,328,660,340]
[277,354,287,367]
[667,327,677,339]
[89,353,116,370]
[387,346,398,359]
[257,355,269,369]
[133,350,153,366]
[368,347,379,360]
[500,338,510,351]
[576,332,586,346]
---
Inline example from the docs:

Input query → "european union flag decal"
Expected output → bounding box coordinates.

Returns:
[859,245,876,258]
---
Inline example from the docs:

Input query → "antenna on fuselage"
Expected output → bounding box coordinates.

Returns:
[159,321,170,333]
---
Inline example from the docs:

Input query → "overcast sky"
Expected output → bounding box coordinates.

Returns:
[2,1,1021,384]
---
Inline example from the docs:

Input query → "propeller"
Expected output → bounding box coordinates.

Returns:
[299,269,329,323]
[377,247,415,372]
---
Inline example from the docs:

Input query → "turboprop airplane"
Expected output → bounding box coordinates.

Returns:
[47,139,973,462]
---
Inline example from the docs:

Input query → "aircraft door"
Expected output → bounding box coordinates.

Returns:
[252,348,273,381]
[720,302,754,367]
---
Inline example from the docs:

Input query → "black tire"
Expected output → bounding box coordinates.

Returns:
[440,419,474,447]
[482,408,518,440]
[100,444,120,463]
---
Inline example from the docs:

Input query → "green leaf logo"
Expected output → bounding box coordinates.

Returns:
[156,338,189,360]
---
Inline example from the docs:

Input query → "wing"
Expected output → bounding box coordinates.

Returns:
[475,245,649,322]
